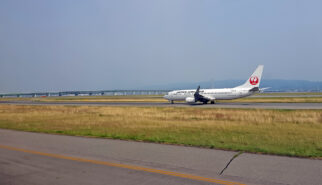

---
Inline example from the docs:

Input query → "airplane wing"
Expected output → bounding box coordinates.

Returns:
[259,87,271,92]
[194,86,214,102]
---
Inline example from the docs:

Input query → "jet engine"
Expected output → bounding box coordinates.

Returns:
[185,97,196,103]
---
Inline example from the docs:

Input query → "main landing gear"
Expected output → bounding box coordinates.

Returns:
[170,100,174,104]
[203,100,215,104]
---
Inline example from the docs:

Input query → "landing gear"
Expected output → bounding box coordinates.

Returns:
[170,100,174,104]
[211,101,215,104]
[203,101,207,104]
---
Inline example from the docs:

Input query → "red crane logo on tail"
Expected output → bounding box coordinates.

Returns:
[249,76,259,85]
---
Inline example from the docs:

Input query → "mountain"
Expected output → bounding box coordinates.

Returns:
[143,79,322,92]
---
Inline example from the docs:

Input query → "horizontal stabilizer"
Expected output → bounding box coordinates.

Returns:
[259,87,271,92]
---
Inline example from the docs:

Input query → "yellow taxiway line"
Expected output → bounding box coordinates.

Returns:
[0,144,246,185]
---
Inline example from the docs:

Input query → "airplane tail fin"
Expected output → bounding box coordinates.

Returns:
[236,65,264,89]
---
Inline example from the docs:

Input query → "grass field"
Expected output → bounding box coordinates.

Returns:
[0,104,321,158]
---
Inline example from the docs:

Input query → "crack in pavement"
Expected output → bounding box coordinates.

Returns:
[220,151,243,175]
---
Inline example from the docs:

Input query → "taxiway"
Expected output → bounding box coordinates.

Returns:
[0,101,322,109]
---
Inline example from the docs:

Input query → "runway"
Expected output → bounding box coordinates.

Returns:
[1,100,322,109]
[0,129,321,185]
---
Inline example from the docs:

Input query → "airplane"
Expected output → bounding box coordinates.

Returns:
[163,65,266,104]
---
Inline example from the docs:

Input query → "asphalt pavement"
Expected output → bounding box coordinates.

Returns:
[0,129,321,185]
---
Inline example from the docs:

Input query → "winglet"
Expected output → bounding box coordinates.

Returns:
[195,85,200,95]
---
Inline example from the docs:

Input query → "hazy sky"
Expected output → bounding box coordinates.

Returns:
[1,0,321,92]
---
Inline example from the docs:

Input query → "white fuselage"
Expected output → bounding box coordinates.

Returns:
[164,65,264,103]
[164,87,255,101]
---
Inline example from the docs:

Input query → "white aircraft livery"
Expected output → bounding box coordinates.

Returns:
[164,65,265,104]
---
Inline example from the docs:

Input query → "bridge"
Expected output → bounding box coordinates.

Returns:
[0,90,170,98]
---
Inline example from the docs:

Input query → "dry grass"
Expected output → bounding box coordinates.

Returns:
[0,104,321,158]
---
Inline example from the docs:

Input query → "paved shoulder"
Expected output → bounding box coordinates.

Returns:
[0,129,239,185]
[223,153,322,185]
[0,129,321,185]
